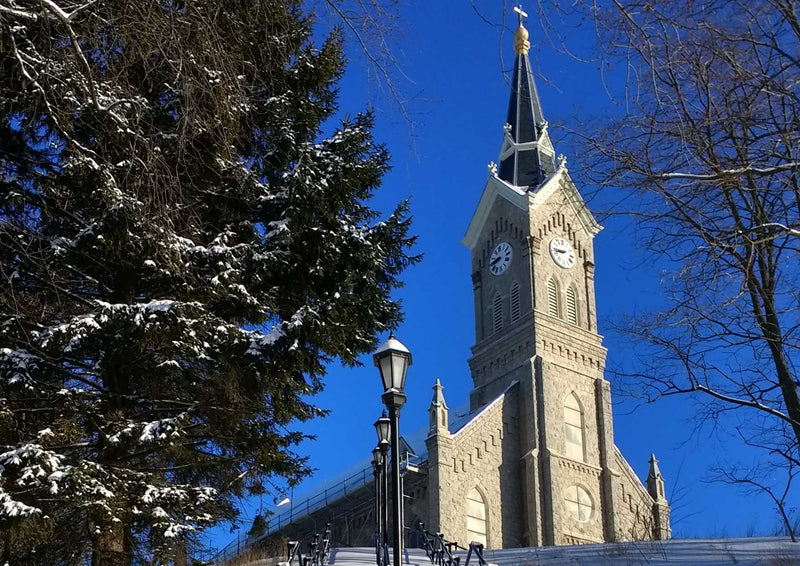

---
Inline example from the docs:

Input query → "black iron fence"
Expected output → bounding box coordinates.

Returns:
[279,524,332,566]
[214,452,422,563]
[415,522,486,566]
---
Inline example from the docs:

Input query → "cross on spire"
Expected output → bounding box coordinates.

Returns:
[513,5,528,27]
[498,3,556,188]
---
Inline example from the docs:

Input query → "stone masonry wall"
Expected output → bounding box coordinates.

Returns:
[612,448,658,541]
[433,385,523,549]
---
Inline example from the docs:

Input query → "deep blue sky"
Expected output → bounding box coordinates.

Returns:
[208,1,785,553]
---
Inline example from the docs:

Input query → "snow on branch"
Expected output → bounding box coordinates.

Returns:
[653,161,800,181]
[0,347,41,388]
[247,308,308,354]
[0,489,40,518]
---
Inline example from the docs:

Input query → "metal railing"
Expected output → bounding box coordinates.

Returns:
[277,524,332,566]
[214,452,422,562]
[415,522,486,566]
[416,522,460,566]
[464,542,487,566]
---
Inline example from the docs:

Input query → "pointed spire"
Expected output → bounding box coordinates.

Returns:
[430,378,448,408]
[428,378,450,437]
[497,6,556,188]
[647,453,667,502]
[647,453,661,479]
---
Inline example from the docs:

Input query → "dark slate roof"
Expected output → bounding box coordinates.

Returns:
[506,53,545,144]
[499,52,556,188]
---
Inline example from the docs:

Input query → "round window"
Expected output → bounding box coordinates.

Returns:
[564,485,593,523]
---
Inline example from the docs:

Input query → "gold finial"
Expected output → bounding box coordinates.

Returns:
[512,5,530,55]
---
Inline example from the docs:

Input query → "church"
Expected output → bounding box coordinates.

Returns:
[243,15,670,556]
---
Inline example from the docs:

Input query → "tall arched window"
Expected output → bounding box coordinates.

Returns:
[563,393,585,461]
[466,487,488,547]
[547,278,559,317]
[510,282,521,322]
[565,286,578,325]
[492,293,503,334]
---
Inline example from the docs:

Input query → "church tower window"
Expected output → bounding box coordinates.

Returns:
[493,292,503,334]
[563,393,585,461]
[546,278,559,317]
[565,286,578,325]
[564,485,593,523]
[510,282,521,322]
[466,487,488,547]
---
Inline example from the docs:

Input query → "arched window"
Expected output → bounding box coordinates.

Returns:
[565,286,578,325]
[493,293,503,334]
[466,488,488,547]
[563,393,585,461]
[547,278,559,317]
[564,485,593,523]
[510,282,521,322]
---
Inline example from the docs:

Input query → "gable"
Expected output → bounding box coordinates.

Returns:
[461,175,528,250]
[529,169,602,238]
[462,169,601,251]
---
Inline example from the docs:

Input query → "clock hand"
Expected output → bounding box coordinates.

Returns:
[490,256,502,266]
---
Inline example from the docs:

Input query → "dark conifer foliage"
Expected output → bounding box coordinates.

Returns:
[0,1,416,563]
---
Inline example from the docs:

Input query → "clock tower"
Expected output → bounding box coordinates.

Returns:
[249,9,671,552]
[453,14,669,546]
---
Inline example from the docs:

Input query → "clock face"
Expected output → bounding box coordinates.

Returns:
[489,241,513,276]
[549,236,576,269]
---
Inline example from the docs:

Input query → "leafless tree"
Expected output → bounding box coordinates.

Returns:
[566,0,800,535]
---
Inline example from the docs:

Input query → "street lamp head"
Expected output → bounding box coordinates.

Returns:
[374,412,391,446]
[373,333,412,393]
[372,446,382,468]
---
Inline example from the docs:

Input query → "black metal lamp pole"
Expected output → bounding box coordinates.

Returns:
[380,442,389,546]
[384,390,405,566]
[372,446,383,564]
[374,413,391,551]
[373,334,411,566]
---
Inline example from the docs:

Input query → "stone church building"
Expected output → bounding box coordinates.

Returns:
[254,18,670,554]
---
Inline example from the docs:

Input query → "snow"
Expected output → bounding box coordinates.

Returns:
[307,539,800,566]
[0,443,71,516]
[0,490,40,518]
[265,218,289,239]
[478,538,800,566]
[0,347,40,387]
[139,415,183,442]
[247,308,307,353]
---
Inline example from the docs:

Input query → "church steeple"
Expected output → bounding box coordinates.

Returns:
[497,7,556,188]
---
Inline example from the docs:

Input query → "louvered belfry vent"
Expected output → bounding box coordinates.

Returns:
[547,278,558,317]
[493,293,503,333]
[566,286,577,325]
[511,282,521,322]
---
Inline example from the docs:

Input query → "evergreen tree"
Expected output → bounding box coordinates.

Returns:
[0,1,415,563]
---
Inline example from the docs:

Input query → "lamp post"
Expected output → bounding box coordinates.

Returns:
[373,334,411,566]
[374,413,390,553]
[371,446,383,560]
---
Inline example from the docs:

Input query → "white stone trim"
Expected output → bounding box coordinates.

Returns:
[613,445,655,504]
[528,170,602,237]
[462,176,528,250]
[452,380,520,438]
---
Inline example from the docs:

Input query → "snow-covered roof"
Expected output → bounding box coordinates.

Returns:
[402,381,519,461]
[324,537,799,566]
